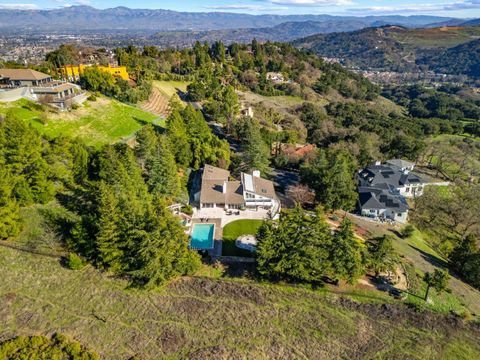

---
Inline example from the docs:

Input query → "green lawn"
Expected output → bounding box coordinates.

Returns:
[0,97,158,147]
[222,219,263,257]
[153,80,190,98]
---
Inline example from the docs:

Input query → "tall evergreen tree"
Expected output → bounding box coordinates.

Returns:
[166,109,192,168]
[0,167,20,239]
[367,235,396,277]
[134,197,200,288]
[95,182,124,272]
[257,207,333,283]
[301,148,357,211]
[330,218,364,284]
[0,113,55,204]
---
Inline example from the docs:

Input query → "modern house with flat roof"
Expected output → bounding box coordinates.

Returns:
[198,164,280,214]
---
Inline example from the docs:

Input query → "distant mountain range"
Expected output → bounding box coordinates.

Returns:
[0,5,464,33]
[292,25,480,78]
[148,20,392,47]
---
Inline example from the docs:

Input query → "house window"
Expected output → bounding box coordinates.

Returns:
[405,187,410,193]
[245,193,255,199]
[203,203,214,208]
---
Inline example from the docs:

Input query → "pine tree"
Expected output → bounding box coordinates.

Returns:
[146,136,181,199]
[95,182,124,272]
[0,168,20,239]
[301,148,357,211]
[166,110,192,168]
[134,197,200,288]
[330,218,364,284]
[256,207,333,283]
[367,235,395,277]
[0,113,55,205]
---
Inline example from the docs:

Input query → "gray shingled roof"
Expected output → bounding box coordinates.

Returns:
[358,186,409,212]
[358,164,423,188]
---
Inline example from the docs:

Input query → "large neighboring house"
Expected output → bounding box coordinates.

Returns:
[358,184,409,223]
[357,160,426,223]
[358,160,426,198]
[58,64,129,82]
[197,164,280,214]
[0,68,85,109]
[0,69,52,87]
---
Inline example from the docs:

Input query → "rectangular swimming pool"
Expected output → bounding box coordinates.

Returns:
[190,224,215,250]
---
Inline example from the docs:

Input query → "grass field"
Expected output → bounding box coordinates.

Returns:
[1,245,480,359]
[222,219,263,257]
[0,97,158,147]
[345,214,480,317]
[153,80,190,98]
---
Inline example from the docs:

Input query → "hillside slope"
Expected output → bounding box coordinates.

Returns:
[1,245,480,359]
[294,25,480,76]
[420,38,480,78]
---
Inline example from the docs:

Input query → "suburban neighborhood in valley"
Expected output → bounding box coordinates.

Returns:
[1,2,480,359]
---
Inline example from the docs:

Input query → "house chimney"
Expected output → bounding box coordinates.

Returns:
[223,181,227,194]
[403,169,410,175]
[252,170,261,178]
[375,161,381,166]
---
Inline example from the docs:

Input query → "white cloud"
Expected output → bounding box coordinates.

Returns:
[269,0,353,5]
[0,3,38,9]
[348,1,480,14]
[204,4,288,12]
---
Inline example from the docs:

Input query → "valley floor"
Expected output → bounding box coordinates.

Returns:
[1,245,479,359]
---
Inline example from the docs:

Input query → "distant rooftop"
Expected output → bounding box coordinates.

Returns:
[0,69,51,81]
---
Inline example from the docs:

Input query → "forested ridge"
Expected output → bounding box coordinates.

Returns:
[293,25,480,78]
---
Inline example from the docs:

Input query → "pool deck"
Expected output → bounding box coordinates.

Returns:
[193,208,271,227]
[191,218,222,257]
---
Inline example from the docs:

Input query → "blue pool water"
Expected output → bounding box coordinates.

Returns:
[190,224,215,250]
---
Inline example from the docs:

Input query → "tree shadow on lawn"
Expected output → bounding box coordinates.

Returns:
[133,116,165,131]
[408,245,449,269]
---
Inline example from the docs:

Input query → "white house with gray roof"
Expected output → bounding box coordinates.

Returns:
[358,161,426,198]
[357,160,426,223]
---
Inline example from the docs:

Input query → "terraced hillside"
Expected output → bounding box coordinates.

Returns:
[140,87,170,117]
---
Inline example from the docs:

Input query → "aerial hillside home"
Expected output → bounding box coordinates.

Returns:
[356,160,426,223]
[358,184,409,223]
[197,164,280,215]
[0,68,84,109]
[0,68,52,87]
[358,161,426,198]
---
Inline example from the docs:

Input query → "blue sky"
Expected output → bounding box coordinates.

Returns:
[1,1,480,18]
